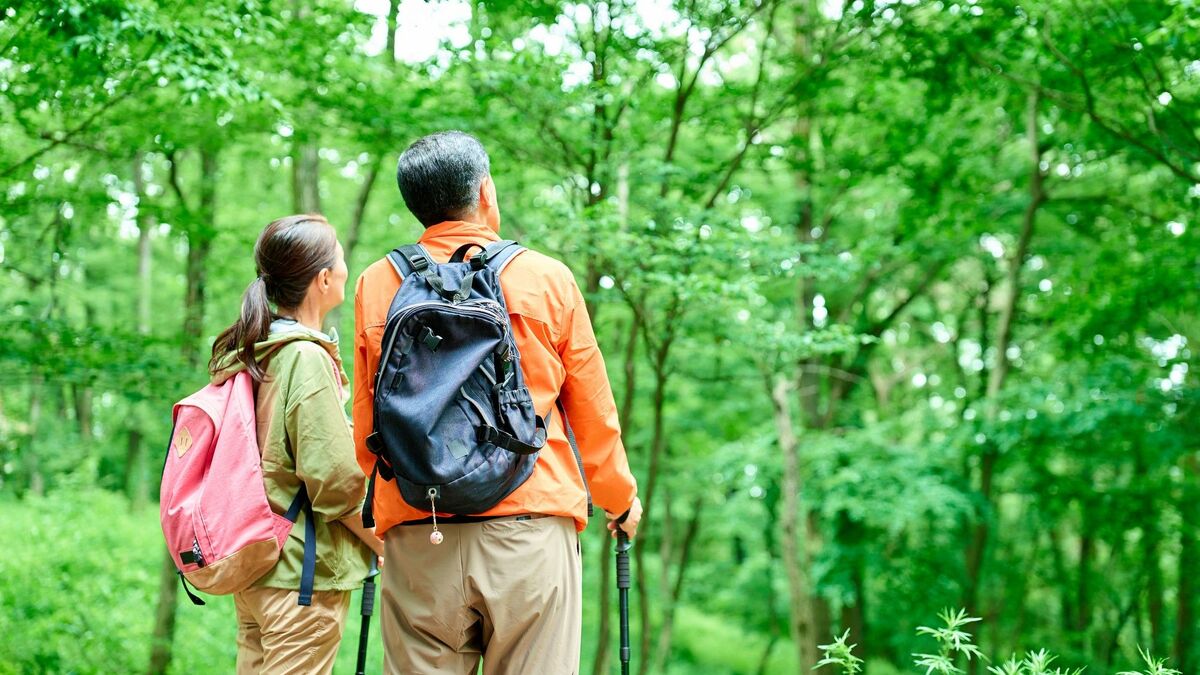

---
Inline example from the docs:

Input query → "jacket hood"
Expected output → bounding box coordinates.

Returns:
[211,319,348,387]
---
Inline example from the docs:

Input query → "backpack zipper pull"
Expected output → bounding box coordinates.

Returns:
[427,487,444,545]
[191,538,206,567]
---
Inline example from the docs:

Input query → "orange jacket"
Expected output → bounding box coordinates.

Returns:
[353,220,637,534]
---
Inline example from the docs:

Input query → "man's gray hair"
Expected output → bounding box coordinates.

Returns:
[396,131,491,227]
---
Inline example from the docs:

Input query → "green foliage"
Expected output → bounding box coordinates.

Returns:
[1117,649,1183,675]
[815,611,1182,675]
[914,609,986,675]
[0,489,385,674]
[2,0,1199,672]
[988,650,1085,675]
[818,630,866,675]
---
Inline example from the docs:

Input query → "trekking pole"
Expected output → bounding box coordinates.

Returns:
[615,512,633,675]
[355,556,380,675]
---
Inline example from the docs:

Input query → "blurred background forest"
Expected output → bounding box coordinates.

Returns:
[1,0,1199,673]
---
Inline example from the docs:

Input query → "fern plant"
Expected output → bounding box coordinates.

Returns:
[987,649,1085,675]
[1117,647,1181,675]
[914,608,986,675]
[812,609,1179,675]
[815,629,864,675]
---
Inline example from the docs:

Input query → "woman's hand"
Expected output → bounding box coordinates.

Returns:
[339,512,385,557]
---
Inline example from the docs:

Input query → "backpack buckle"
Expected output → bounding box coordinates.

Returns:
[469,252,488,271]
[419,326,443,351]
[409,255,430,272]
[365,432,385,455]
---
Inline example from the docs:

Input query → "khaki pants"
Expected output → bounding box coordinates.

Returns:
[234,586,351,675]
[382,515,582,675]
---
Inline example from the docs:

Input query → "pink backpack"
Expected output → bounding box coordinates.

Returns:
[159,370,316,606]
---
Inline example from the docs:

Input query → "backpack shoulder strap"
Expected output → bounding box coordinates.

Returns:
[483,240,525,276]
[555,400,593,517]
[282,484,317,607]
[386,244,437,280]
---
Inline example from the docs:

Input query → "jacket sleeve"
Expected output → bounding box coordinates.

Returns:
[284,344,367,522]
[352,273,377,479]
[556,279,637,516]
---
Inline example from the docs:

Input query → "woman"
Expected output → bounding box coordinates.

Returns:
[208,214,382,674]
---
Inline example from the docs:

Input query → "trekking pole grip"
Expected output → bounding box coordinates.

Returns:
[356,557,380,675]
[615,508,633,674]
[616,530,631,589]
[363,557,380,617]
[615,508,632,588]
[361,578,377,617]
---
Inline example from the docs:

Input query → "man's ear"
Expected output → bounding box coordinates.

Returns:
[479,176,496,209]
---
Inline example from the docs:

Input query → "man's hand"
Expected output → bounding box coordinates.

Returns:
[606,496,643,540]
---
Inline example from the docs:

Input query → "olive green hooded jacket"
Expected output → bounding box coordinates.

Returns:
[212,319,371,591]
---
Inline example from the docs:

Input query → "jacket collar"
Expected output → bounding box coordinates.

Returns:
[210,320,347,387]
[419,220,501,244]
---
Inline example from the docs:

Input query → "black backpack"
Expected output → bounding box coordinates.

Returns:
[363,240,588,525]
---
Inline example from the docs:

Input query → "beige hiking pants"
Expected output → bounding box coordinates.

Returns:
[234,586,351,675]
[381,515,582,675]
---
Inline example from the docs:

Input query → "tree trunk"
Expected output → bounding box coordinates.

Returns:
[985,91,1044,403]
[134,151,154,336]
[839,514,867,657]
[26,373,44,497]
[616,163,629,225]
[147,551,181,675]
[619,317,639,427]
[344,154,381,267]
[292,138,321,215]
[807,508,833,649]
[385,0,399,63]
[1175,453,1198,672]
[73,385,93,442]
[634,354,669,675]
[657,490,674,621]
[125,428,148,511]
[771,377,816,671]
[127,150,154,510]
[149,147,218,675]
[755,477,785,675]
[1136,446,1166,655]
[755,635,779,675]
[1049,527,1075,635]
[793,175,835,665]
[963,93,1043,674]
[786,2,840,656]
[650,497,703,674]
[327,153,381,330]
[1076,526,1094,638]
[755,552,783,673]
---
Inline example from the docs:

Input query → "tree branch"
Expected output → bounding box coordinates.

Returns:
[1040,27,1200,183]
[1,88,136,179]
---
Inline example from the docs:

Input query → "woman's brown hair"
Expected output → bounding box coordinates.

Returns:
[209,214,338,382]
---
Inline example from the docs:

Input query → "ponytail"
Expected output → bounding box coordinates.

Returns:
[209,276,274,381]
[208,214,337,382]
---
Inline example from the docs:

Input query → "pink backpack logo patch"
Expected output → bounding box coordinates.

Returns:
[160,370,316,605]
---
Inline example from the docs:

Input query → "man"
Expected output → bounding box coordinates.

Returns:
[353,130,642,674]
